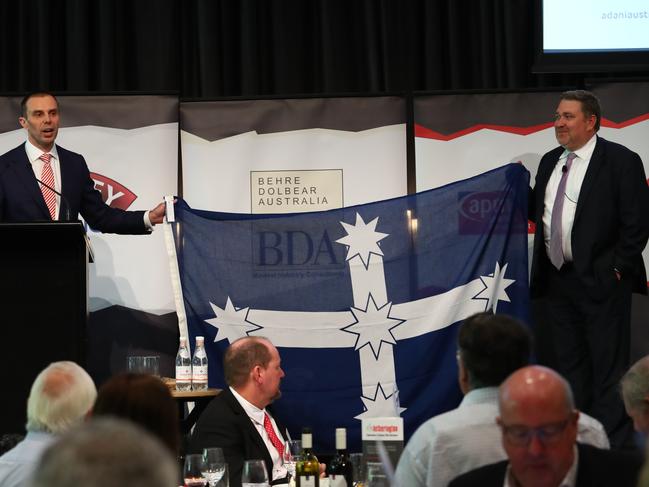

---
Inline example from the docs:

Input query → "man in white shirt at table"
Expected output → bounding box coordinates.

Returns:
[394,312,609,487]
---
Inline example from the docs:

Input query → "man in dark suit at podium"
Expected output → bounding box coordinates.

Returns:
[0,92,165,233]
[529,90,649,448]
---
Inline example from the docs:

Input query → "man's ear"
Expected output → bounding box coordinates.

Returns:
[458,356,470,394]
[572,409,580,425]
[18,117,27,129]
[251,365,262,384]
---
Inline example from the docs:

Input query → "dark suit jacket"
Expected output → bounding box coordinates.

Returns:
[188,388,289,487]
[449,443,642,487]
[0,143,148,234]
[530,137,649,299]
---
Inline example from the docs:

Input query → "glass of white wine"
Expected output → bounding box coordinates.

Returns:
[241,459,269,487]
[184,453,208,486]
[202,447,227,486]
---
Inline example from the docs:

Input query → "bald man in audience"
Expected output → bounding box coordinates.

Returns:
[189,336,289,487]
[395,312,608,487]
[449,366,642,487]
[0,361,96,487]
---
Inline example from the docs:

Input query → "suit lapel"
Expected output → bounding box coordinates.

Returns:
[11,145,51,219]
[224,390,275,469]
[533,147,562,240]
[574,137,605,225]
[57,145,73,217]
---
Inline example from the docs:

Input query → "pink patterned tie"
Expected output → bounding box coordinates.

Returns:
[548,152,576,269]
[39,153,57,220]
[263,412,285,458]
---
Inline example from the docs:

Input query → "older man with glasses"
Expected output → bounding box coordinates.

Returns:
[450,366,642,487]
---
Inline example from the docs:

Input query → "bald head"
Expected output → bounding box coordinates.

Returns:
[224,336,274,388]
[497,366,578,487]
[499,365,574,415]
[223,336,284,409]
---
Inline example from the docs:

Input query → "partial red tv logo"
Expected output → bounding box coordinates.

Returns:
[90,172,138,210]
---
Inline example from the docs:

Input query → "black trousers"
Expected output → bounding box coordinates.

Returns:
[535,263,634,449]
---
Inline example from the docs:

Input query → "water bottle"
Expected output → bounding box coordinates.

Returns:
[192,336,208,391]
[175,336,192,391]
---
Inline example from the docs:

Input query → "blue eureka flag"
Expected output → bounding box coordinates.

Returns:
[168,163,530,453]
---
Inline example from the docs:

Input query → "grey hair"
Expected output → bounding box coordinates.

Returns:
[30,417,179,487]
[26,361,97,434]
[621,356,649,413]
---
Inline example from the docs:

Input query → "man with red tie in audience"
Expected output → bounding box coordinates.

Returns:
[189,336,290,487]
[0,92,165,232]
[529,90,649,449]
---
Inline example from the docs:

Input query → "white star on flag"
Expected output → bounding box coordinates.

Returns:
[355,384,407,419]
[342,295,404,359]
[336,213,388,269]
[474,262,515,313]
[205,297,261,343]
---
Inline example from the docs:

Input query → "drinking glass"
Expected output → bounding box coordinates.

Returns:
[281,439,302,480]
[365,462,389,487]
[350,453,365,487]
[184,453,208,486]
[241,459,269,487]
[126,355,160,376]
[202,448,227,486]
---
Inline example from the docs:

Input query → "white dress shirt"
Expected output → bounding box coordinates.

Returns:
[0,431,56,487]
[230,386,288,481]
[542,134,597,262]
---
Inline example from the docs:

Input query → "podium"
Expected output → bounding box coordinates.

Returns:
[0,222,91,434]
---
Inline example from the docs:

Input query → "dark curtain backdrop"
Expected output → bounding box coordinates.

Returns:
[0,0,646,97]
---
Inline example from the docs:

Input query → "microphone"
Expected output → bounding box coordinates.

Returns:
[562,165,567,173]
[35,177,71,221]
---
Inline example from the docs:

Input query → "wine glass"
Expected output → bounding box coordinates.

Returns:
[281,439,302,480]
[365,462,389,487]
[350,453,365,487]
[184,453,208,486]
[202,447,227,486]
[241,459,269,487]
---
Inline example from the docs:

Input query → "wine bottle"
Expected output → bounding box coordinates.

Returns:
[326,428,353,487]
[296,428,319,487]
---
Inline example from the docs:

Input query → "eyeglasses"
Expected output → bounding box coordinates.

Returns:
[499,416,575,447]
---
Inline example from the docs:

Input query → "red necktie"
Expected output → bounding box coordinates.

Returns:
[263,412,285,458]
[39,153,57,220]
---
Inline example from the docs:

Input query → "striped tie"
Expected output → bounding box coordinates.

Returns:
[263,412,285,458]
[39,153,57,220]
